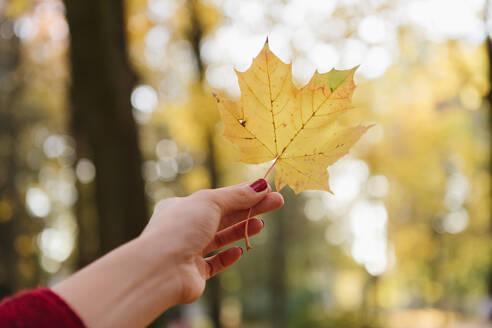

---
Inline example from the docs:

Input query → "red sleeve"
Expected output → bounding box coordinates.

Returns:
[0,288,86,328]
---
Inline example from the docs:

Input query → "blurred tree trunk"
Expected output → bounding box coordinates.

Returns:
[187,1,223,326]
[270,189,290,328]
[0,22,22,296]
[203,132,222,328]
[487,0,492,318]
[0,18,40,295]
[63,0,148,262]
[487,26,492,321]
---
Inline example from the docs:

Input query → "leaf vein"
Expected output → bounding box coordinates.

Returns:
[222,102,276,156]
[278,79,349,157]
[265,47,278,155]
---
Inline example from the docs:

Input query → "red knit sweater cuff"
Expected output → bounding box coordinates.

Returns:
[0,288,86,328]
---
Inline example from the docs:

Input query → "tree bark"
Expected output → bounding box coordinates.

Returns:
[0,17,40,295]
[487,31,492,321]
[270,189,289,328]
[0,22,21,296]
[204,132,222,327]
[64,0,148,259]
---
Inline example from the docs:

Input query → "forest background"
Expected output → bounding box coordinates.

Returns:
[0,0,491,327]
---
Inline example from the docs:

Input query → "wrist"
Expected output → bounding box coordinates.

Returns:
[132,234,182,307]
[137,231,203,304]
[54,236,182,328]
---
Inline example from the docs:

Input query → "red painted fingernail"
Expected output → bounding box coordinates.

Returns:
[250,178,267,192]
[260,219,265,227]
[239,247,244,255]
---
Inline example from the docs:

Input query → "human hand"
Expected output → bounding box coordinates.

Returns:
[140,179,284,303]
[52,180,282,328]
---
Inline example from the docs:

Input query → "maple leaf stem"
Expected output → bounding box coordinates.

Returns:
[245,157,280,250]
[244,208,253,250]
[263,156,279,179]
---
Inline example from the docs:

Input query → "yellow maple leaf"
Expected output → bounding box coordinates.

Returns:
[215,41,370,194]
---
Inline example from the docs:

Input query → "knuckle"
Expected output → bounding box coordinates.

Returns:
[209,198,223,215]
[214,233,225,248]
[234,187,250,202]
[192,189,212,200]
[154,197,180,212]
[217,252,227,268]
[192,189,223,214]
[233,223,245,238]
[207,261,215,279]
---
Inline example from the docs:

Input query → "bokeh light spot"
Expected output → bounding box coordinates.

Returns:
[26,187,51,218]
[76,158,96,184]
[131,85,158,113]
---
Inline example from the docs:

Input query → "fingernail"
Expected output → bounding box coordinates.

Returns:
[239,247,244,255]
[260,218,265,227]
[250,178,267,192]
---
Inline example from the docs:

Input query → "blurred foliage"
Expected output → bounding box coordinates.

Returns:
[1,0,492,327]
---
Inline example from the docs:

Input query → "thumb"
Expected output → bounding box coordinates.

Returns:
[200,179,270,214]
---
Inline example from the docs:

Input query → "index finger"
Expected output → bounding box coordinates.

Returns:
[218,191,284,230]
[195,179,271,215]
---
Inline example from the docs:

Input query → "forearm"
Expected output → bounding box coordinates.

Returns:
[53,235,180,328]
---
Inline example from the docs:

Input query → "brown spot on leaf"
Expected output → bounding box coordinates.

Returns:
[212,92,220,103]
